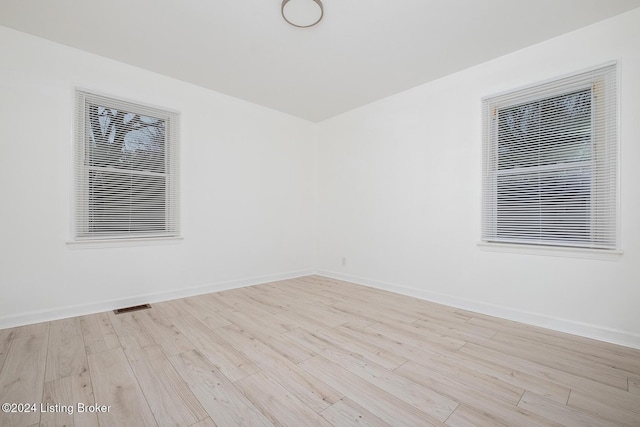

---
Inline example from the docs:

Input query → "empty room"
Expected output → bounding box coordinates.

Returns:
[1,1,640,426]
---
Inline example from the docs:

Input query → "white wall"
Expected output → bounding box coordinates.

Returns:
[0,26,316,327]
[317,9,640,347]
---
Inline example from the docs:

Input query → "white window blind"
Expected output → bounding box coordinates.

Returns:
[74,90,180,240]
[481,63,617,250]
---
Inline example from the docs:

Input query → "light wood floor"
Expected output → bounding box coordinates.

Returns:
[1,276,639,426]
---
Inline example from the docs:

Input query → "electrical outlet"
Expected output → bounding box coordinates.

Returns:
[341,257,346,267]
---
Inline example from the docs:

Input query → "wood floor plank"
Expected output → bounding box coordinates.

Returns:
[319,397,392,427]
[464,311,640,364]
[0,327,16,371]
[153,299,192,319]
[629,376,640,394]
[214,325,341,412]
[195,292,236,312]
[337,321,447,363]
[124,344,208,426]
[40,376,74,427]
[212,289,263,311]
[342,322,569,404]
[311,278,434,315]
[214,310,315,363]
[14,321,50,338]
[135,309,196,356]
[174,297,232,330]
[447,350,570,404]
[217,306,297,335]
[171,314,260,382]
[269,286,373,327]
[460,340,627,390]
[307,303,375,328]
[277,305,346,329]
[233,287,290,315]
[299,355,446,427]
[329,325,409,370]
[409,306,476,326]
[443,347,570,404]
[296,276,371,297]
[513,330,640,375]
[331,287,459,324]
[0,335,48,427]
[254,285,341,319]
[445,404,501,427]
[189,418,217,427]
[266,279,342,307]
[395,361,559,427]
[80,312,120,355]
[288,328,458,421]
[87,347,158,426]
[444,403,559,427]
[169,349,273,426]
[69,368,100,427]
[491,331,632,384]
[403,352,525,405]
[255,332,316,364]
[40,373,100,427]
[108,311,156,350]
[287,317,407,370]
[331,301,419,326]
[518,391,619,427]
[413,317,497,341]
[364,319,466,353]
[45,317,87,382]
[229,287,288,315]
[567,389,640,426]
[235,371,332,426]
[282,282,373,308]
[460,341,631,394]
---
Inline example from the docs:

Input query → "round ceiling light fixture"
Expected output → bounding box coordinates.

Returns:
[281,0,324,28]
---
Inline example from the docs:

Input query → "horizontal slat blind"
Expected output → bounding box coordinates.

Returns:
[74,91,180,240]
[482,64,617,249]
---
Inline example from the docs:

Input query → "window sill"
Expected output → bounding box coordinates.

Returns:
[477,242,623,261]
[66,236,183,249]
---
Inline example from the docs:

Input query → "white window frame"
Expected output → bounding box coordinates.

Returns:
[480,63,620,259]
[71,90,180,244]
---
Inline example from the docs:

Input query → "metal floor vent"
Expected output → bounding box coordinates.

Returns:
[113,304,151,315]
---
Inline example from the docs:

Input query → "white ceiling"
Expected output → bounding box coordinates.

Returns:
[1,0,639,122]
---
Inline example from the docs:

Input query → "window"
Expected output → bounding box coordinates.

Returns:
[74,90,179,241]
[481,63,617,251]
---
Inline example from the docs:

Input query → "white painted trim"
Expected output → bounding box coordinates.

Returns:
[0,269,314,330]
[477,242,623,261]
[66,236,184,249]
[480,60,618,101]
[316,270,640,350]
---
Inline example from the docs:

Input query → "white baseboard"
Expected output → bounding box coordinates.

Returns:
[0,269,315,330]
[316,269,640,350]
